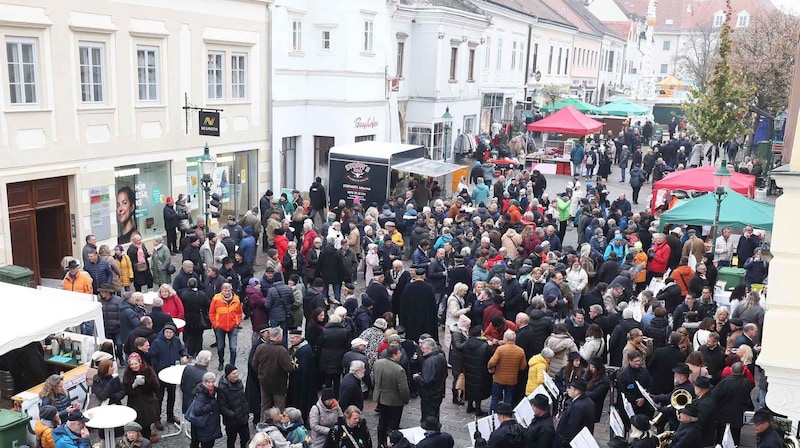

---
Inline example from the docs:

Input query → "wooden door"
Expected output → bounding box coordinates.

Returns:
[9,211,39,286]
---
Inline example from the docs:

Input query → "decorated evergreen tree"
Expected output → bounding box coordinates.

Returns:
[682,0,754,160]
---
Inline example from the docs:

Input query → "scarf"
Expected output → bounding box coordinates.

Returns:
[289,250,298,270]
[136,246,145,264]
[119,437,143,448]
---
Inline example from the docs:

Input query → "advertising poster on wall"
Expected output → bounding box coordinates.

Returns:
[89,186,113,241]
[213,165,231,203]
[114,162,171,243]
[327,158,388,207]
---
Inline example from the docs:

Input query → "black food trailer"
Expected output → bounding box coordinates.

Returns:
[328,141,464,206]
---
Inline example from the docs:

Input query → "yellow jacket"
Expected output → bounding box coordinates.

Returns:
[526,354,550,395]
[35,420,55,448]
[390,229,404,248]
[119,254,134,287]
[62,271,93,294]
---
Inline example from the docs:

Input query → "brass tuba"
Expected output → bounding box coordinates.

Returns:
[650,389,693,427]
[655,430,674,447]
[786,435,800,448]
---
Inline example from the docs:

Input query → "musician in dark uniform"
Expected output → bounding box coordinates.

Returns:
[652,363,695,431]
[487,402,526,448]
[616,351,654,431]
[752,409,785,448]
[525,394,555,448]
[629,414,658,448]
[691,376,717,447]
[668,404,702,448]
[554,378,595,448]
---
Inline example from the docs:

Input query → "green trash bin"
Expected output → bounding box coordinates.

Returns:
[718,267,746,291]
[0,265,34,287]
[0,409,31,448]
[756,140,771,162]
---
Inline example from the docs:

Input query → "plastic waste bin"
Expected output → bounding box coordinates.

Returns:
[0,409,31,448]
[718,267,746,291]
[0,265,34,287]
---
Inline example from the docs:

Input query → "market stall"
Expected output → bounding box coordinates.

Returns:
[657,188,775,231]
[540,98,603,115]
[650,166,756,212]
[598,99,650,117]
[527,106,604,175]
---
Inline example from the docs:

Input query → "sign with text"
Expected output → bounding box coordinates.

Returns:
[199,110,220,136]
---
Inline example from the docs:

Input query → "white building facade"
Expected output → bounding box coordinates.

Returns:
[0,0,271,284]
[393,0,489,159]
[271,0,394,190]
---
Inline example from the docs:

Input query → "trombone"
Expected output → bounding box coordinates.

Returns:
[650,389,692,427]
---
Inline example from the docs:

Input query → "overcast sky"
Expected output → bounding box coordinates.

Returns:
[771,0,799,15]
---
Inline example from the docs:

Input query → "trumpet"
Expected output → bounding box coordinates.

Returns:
[650,389,693,427]
[655,430,674,447]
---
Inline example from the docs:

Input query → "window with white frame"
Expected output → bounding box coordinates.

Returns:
[231,53,246,100]
[496,38,503,69]
[397,41,405,77]
[467,48,476,81]
[511,41,517,71]
[363,20,374,52]
[713,11,725,27]
[736,11,750,27]
[564,49,569,75]
[556,48,562,75]
[407,126,431,148]
[292,20,303,51]
[449,47,458,81]
[431,122,444,160]
[662,40,671,51]
[79,42,105,103]
[660,63,668,74]
[519,43,525,72]
[547,46,553,74]
[463,115,476,134]
[484,37,491,70]
[321,30,331,50]
[207,51,224,100]
[136,46,158,102]
[6,38,38,105]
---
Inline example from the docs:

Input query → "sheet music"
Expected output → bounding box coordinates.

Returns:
[569,427,600,448]
[621,394,635,417]
[467,413,500,444]
[528,385,553,403]
[399,426,426,444]
[610,407,625,438]
[636,380,658,410]
[543,373,560,398]
[721,423,736,448]
[514,397,536,427]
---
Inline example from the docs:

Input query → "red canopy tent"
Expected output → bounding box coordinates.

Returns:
[650,166,756,211]
[526,105,604,134]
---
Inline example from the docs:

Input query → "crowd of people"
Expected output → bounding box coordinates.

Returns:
[45,129,784,448]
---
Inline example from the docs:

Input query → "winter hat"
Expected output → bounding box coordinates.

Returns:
[387,335,402,344]
[458,315,471,330]
[312,278,325,288]
[39,406,58,421]
[362,296,375,308]
[321,388,336,401]
[373,318,388,331]
[224,364,238,377]
[123,421,142,433]
[388,431,405,445]
[163,323,177,333]
[248,278,261,287]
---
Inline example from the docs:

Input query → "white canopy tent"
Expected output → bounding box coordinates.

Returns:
[0,282,103,356]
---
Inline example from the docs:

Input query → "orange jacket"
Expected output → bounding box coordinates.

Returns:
[209,293,243,332]
[63,271,93,294]
[670,265,695,296]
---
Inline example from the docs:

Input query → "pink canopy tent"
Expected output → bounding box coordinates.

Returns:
[650,165,756,211]
[526,105,604,134]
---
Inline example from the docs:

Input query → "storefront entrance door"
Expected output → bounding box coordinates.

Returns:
[7,177,72,285]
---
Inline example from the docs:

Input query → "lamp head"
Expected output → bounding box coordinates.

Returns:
[713,160,731,189]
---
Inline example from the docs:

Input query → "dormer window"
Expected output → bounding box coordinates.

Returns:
[713,10,725,27]
[736,11,750,27]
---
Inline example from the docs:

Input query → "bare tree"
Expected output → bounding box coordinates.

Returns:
[673,23,719,94]
[731,7,800,114]
[538,84,568,112]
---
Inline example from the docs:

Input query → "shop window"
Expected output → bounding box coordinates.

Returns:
[407,126,431,149]
[431,122,444,160]
[282,137,298,190]
[314,136,335,182]
[114,162,172,244]
[355,135,375,142]
[214,151,257,218]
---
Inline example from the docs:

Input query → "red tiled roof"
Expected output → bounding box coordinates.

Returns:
[547,0,603,35]
[610,0,776,32]
[604,20,633,39]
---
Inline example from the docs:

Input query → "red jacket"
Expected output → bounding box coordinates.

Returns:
[275,235,289,266]
[162,294,185,332]
[649,241,671,274]
[301,229,318,258]
[482,303,504,330]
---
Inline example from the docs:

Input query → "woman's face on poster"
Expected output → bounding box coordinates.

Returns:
[117,190,134,225]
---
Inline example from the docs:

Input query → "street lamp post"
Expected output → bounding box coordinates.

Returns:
[711,159,732,239]
[198,143,217,225]
[442,106,452,162]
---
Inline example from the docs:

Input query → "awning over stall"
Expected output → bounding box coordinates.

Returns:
[392,158,464,177]
[0,282,102,355]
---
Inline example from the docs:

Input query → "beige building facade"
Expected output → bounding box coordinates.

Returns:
[0,0,271,284]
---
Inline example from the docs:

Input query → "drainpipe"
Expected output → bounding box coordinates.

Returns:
[524,23,533,103]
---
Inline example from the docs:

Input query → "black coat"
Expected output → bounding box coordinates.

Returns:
[426,259,448,294]
[309,181,327,211]
[304,288,327,321]
[712,374,754,427]
[100,295,122,336]
[353,306,373,334]
[616,366,652,416]
[526,310,553,355]
[647,345,686,394]
[319,322,350,374]
[643,317,670,349]
[147,307,174,334]
[584,373,611,423]
[656,283,683,314]
[180,288,210,330]
[416,349,447,401]
[515,325,538,361]
[367,281,391,318]
[694,392,717,446]
[447,266,472,294]
[609,318,640,367]
[757,427,786,448]
[246,338,265,416]
[488,419,526,448]
[460,336,494,401]
[669,421,702,448]
[390,270,411,318]
[555,395,595,448]
[189,384,223,443]
[399,280,438,342]
[319,245,346,284]
[338,373,363,411]
[525,414,555,448]
[216,377,249,426]
[416,432,454,448]
[180,364,209,413]
[287,341,318,422]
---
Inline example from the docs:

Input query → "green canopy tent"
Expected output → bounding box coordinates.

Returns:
[598,99,649,117]
[541,98,602,115]
[657,188,775,232]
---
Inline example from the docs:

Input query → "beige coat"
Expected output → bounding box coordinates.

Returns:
[347,227,361,255]
[544,333,579,376]
[501,229,523,260]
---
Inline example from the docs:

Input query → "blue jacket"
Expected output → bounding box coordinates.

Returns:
[433,233,453,251]
[239,235,256,265]
[118,301,140,343]
[604,242,628,264]
[52,425,90,448]
[412,247,430,270]
[189,384,223,442]
[472,183,491,207]
[84,258,113,293]
[543,280,563,308]
[149,330,188,373]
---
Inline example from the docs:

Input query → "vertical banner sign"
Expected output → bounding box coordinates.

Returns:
[199,110,221,136]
